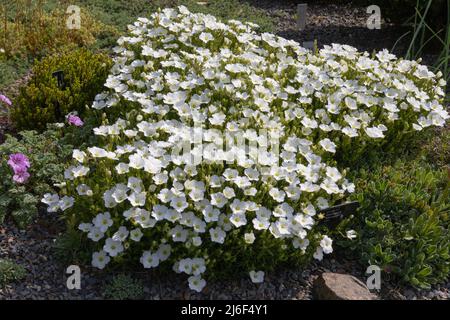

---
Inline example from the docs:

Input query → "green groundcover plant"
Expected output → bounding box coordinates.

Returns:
[337,160,450,289]
[0,258,26,287]
[103,274,145,300]
[42,7,448,292]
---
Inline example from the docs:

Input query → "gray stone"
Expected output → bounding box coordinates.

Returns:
[313,272,378,300]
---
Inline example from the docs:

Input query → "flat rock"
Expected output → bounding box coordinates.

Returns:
[313,272,378,300]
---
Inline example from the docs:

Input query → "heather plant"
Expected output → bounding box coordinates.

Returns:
[11,49,112,131]
[0,1,117,87]
[42,7,448,292]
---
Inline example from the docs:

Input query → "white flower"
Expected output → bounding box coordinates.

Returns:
[170,196,188,213]
[252,217,270,230]
[116,163,130,174]
[130,228,144,242]
[128,191,147,207]
[326,167,342,182]
[202,206,220,222]
[188,275,206,292]
[178,258,193,274]
[59,196,74,211]
[88,147,108,158]
[76,184,93,196]
[111,184,129,203]
[157,243,172,261]
[230,213,247,228]
[199,32,214,43]
[103,238,124,257]
[223,187,236,199]
[140,251,160,268]
[225,63,246,73]
[319,138,336,153]
[302,203,316,216]
[87,227,104,242]
[73,149,86,163]
[211,192,227,208]
[42,193,60,212]
[249,270,265,283]
[92,251,110,269]
[244,232,255,244]
[269,188,285,202]
[313,247,323,261]
[293,238,310,251]
[93,212,113,233]
[365,126,384,138]
[191,258,206,276]
[170,225,188,242]
[127,177,143,192]
[71,166,89,178]
[78,223,92,233]
[320,235,333,254]
[209,227,226,244]
[192,236,202,247]
[112,226,129,242]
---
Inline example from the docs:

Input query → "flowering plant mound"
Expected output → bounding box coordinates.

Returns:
[43,6,448,292]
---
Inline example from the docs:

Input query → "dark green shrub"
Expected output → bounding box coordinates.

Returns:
[337,160,450,289]
[103,274,145,300]
[11,49,112,131]
[0,126,73,228]
[0,259,26,287]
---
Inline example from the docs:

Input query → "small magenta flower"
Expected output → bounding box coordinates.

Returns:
[7,153,31,184]
[12,167,30,184]
[0,94,12,106]
[7,153,31,171]
[67,115,84,127]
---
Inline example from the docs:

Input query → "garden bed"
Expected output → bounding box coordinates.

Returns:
[0,0,449,301]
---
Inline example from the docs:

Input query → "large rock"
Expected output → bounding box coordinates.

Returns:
[313,272,378,300]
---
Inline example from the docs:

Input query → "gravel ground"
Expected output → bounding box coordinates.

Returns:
[1,212,449,300]
[248,0,410,54]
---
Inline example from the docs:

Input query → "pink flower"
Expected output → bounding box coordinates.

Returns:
[67,115,84,127]
[13,167,30,184]
[7,153,30,172]
[0,94,12,106]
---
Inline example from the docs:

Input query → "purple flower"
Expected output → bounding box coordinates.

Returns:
[12,167,30,184]
[0,94,12,106]
[67,115,84,127]
[7,153,30,172]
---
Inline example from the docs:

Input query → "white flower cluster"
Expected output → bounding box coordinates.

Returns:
[43,6,448,292]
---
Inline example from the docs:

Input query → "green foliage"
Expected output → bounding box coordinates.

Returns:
[53,226,92,265]
[11,49,112,131]
[103,274,145,300]
[0,126,72,228]
[75,0,275,34]
[0,258,26,287]
[337,160,450,289]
